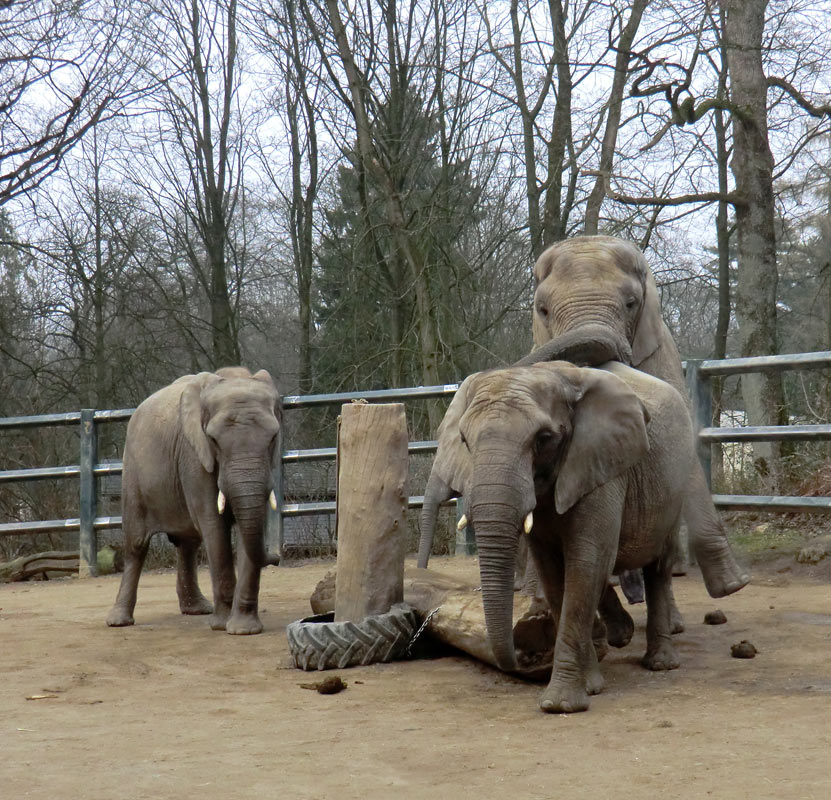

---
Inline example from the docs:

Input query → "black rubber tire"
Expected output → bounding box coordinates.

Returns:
[286,603,420,671]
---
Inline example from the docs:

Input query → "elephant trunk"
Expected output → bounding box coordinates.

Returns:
[470,471,531,673]
[513,323,632,368]
[225,462,271,568]
[417,471,453,569]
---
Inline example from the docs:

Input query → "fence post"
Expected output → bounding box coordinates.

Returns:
[79,409,98,577]
[685,359,713,487]
[266,425,284,561]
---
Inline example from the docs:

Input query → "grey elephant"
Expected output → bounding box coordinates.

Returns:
[106,367,282,635]
[515,234,748,600]
[417,374,637,649]
[453,360,694,713]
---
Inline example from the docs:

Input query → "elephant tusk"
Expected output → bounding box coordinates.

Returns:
[217,490,226,515]
[524,512,533,534]
[269,490,278,511]
[456,514,468,531]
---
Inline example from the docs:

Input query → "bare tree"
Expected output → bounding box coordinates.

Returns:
[0,0,149,204]
[129,0,253,367]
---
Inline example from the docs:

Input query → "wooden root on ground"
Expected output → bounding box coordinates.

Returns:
[310,567,555,680]
[0,546,123,583]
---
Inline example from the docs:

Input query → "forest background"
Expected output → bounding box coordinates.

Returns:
[2,0,831,554]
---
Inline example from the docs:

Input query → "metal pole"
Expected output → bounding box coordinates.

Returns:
[79,409,98,577]
[685,359,713,487]
[266,425,284,562]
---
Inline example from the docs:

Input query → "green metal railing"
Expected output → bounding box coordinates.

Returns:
[3,351,831,576]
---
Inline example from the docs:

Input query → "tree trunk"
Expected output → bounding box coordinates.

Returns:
[583,0,648,235]
[711,9,731,489]
[541,0,573,247]
[722,0,788,491]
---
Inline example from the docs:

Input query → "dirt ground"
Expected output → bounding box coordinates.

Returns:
[2,554,831,800]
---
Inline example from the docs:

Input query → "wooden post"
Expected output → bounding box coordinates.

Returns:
[79,409,98,578]
[334,403,408,622]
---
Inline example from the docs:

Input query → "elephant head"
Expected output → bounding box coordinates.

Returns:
[179,368,282,569]
[514,235,667,371]
[417,374,477,568]
[457,362,649,672]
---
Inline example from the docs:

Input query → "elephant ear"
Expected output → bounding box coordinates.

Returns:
[554,368,650,515]
[434,372,480,491]
[631,265,665,367]
[179,372,219,474]
[251,368,283,423]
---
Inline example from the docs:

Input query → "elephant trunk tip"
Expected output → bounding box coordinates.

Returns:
[492,646,519,673]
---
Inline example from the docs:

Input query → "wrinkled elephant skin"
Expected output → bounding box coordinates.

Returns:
[520,235,749,600]
[455,361,694,713]
[106,367,282,635]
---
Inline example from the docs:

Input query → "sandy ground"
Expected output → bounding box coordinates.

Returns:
[2,555,831,800]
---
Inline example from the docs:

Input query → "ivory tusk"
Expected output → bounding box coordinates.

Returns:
[456,513,468,531]
[524,512,533,534]
[217,490,226,514]
[269,490,278,511]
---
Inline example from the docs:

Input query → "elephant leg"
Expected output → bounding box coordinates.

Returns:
[668,580,685,634]
[598,584,634,648]
[641,557,680,671]
[173,537,213,615]
[226,543,263,635]
[106,499,151,627]
[534,523,613,713]
[684,463,749,598]
[201,523,236,631]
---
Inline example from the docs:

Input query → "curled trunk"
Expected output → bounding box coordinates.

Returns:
[513,323,632,368]
[417,472,454,569]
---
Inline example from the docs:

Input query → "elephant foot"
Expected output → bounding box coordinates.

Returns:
[225,612,263,635]
[209,610,230,631]
[539,680,590,714]
[642,641,680,671]
[106,607,135,627]
[604,607,634,649]
[619,569,645,604]
[586,665,605,696]
[670,603,685,635]
[693,534,750,599]
[179,595,213,616]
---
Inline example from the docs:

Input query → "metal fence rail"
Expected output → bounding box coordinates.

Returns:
[3,352,831,575]
[685,351,831,514]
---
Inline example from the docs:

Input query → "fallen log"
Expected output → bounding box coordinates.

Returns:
[310,566,556,680]
[0,545,123,583]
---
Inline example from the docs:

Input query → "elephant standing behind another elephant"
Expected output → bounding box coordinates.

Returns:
[517,235,749,600]
[106,367,282,635]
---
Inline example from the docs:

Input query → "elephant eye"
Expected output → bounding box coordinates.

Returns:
[534,429,558,453]
[536,303,549,318]
[625,297,637,310]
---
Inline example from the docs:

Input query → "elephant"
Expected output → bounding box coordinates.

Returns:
[106,367,282,635]
[416,374,474,569]
[515,234,749,600]
[454,360,695,713]
[417,374,638,649]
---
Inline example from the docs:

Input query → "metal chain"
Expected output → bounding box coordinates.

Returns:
[406,605,443,656]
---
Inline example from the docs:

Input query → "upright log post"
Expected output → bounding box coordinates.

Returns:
[334,403,408,622]
[79,409,98,578]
